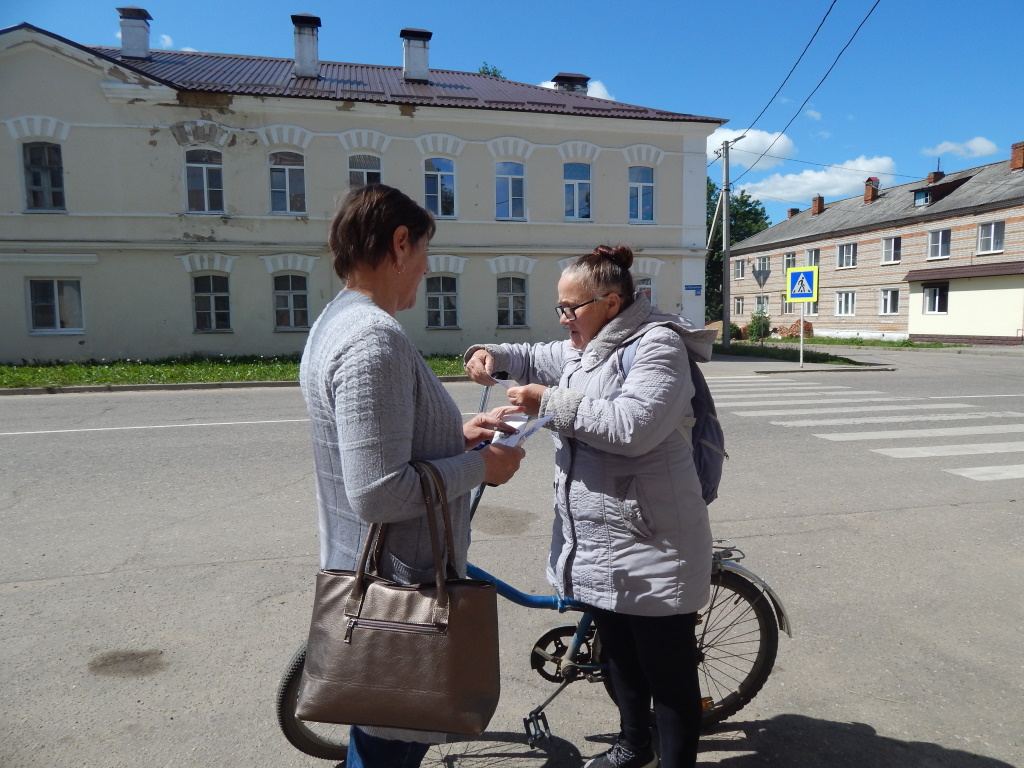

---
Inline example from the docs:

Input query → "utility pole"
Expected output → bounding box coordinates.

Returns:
[721,140,732,350]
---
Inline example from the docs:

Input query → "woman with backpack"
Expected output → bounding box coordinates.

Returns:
[464,244,717,768]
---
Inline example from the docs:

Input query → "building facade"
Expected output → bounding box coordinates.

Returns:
[0,11,723,363]
[729,149,1024,345]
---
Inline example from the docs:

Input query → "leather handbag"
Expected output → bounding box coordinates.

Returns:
[294,461,501,735]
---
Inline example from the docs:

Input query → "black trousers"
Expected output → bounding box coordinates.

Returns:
[590,608,701,768]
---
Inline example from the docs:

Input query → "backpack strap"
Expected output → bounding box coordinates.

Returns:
[617,335,696,442]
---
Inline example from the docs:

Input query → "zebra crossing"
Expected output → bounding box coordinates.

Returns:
[707,376,1024,483]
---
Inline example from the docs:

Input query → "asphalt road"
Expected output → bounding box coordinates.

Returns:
[0,348,1021,767]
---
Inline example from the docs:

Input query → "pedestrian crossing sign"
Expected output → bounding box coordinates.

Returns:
[787,266,818,302]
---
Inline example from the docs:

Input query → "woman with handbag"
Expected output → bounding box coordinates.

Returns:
[464,244,716,768]
[299,184,525,768]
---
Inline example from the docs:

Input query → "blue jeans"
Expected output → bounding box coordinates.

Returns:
[346,726,431,768]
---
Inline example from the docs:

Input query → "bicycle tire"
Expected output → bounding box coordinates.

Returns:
[275,643,350,761]
[596,569,779,728]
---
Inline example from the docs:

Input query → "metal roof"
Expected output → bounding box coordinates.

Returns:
[732,160,1024,254]
[904,260,1024,283]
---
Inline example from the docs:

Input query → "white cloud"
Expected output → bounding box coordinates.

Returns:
[538,80,614,101]
[159,34,174,49]
[806,109,822,120]
[739,155,897,204]
[706,127,795,172]
[181,47,197,52]
[817,131,831,139]
[922,137,998,158]
[115,30,121,40]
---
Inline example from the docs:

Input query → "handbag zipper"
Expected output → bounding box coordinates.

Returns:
[344,617,446,643]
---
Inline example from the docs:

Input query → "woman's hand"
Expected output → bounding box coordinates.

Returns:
[479,443,526,485]
[465,349,498,385]
[463,406,526,451]
[507,384,547,417]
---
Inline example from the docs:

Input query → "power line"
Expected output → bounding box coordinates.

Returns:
[732,0,883,184]
[728,150,920,180]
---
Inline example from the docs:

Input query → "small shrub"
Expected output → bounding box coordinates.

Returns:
[747,309,771,342]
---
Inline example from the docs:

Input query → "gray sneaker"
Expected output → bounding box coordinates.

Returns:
[583,738,658,768]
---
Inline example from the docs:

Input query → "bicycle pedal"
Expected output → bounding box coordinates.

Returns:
[523,711,551,748]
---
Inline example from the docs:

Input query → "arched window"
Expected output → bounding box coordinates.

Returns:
[273,273,309,329]
[563,163,591,220]
[23,142,65,210]
[496,275,527,327]
[270,151,306,213]
[185,149,224,212]
[495,162,525,219]
[192,273,231,330]
[424,158,456,217]
[426,275,459,328]
[628,166,654,222]
[349,155,382,188]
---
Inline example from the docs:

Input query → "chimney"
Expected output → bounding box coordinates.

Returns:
[400,28,432,83]
[551,73,590,95]
[927,170,945,184]
[1011,142,1024,172]
[117,7,152,60]
[864,177,880,204]
[292,14,321,78]
[787,207,800,219]
[811,194,825,216]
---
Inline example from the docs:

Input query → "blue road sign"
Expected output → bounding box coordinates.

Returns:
[787,266,818,302]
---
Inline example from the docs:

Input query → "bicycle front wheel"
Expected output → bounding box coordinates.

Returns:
[275,643,350,761]
[596,569,779,728]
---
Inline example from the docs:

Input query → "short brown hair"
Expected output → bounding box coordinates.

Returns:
[328,184,435,281]
[564,244,636,305]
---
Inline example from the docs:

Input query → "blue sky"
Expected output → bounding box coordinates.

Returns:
[5,0,1023,224]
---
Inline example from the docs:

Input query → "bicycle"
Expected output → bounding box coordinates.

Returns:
[277,385,793,761]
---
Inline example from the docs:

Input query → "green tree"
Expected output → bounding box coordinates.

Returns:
[477,62,505,79]
[705,177,771,323]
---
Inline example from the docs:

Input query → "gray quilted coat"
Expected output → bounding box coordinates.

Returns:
[467,293,717,616]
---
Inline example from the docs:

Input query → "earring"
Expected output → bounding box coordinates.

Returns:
[393,261,406,275]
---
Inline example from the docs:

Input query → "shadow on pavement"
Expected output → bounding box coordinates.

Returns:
[426,730,583,767]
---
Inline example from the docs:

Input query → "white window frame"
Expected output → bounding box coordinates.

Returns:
[563,162,591,221]
[628,166,654,223]
[24,142,66,211]
[192,273,231,331]
[754,255,770,272]
[733,259,745,279]
[185,149,224,213]
[835,291,856,316]
[27,278,83,333]
[424,157,456,218]
[733,296,744,315]
[754,295,769,313]
[426,274,459,329]
[924,283,949,314]
[805,300,819,316]
[977,221,1005,254]
[806,248,820,267]
[880,288,899,316]
[881,236,902,264]
[782,296,796,314]
[495,162,525,220]
[496,274,528,327]
[927,229,951,260]
[837,243,858,269]
[273,273,309,330]
[269,152,306,214]
[783,252,796,270]
[635,276,655,306]
[914,190,931,207]
[349,154,383,189]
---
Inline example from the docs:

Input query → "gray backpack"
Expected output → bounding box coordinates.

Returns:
[619,337,727,504]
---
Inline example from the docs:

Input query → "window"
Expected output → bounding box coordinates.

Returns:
[914,190,931,207]
[805,300,819,316]
[754,255,770,272]
[564,163,591,220]
[882,236,902,264]
[273,274,309,330]
[350,155,382,188]
[424,158,456,217]
[782,297,796,314]
[186,149,224,212]
[836,291,856,316]
[628,166,654,222]
[24,142,65,210]
[733,259,745,279]
[837,243,857,268]
[426,275,459,328]
[496,276,527,327]
[924,283,949,314]
[28,279,82,331]
[754,295,769,313]
[733,296,744,315]
[978,221,1005,253]
[880,288,899,315]
[783,252,796,270]
[495,162,525,220]
[269,152,306,213]
[636,276,654,305]
[193,274,230,331]
[928,229,951,259]
[806,248,820,266]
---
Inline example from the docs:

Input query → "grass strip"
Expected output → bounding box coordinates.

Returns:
[713,343,859,365]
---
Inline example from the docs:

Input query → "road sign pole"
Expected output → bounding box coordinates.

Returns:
[800,302,805,369]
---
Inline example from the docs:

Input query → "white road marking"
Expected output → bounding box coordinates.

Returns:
[817,424,1024,441]
[873,441,1024,458]
[928,394,1024,399]
[713,390,888,399]
[732,403,975,417]
[944,465,1024,481]
[773,411,1024,428]
[0,419,309,437]
[716,397,925,407]
[710,383,850,390]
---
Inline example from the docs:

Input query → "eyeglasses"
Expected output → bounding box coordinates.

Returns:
[555,295,605,321]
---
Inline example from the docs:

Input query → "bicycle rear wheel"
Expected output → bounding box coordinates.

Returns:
[596,569,779,728]
[275,643,349,761]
